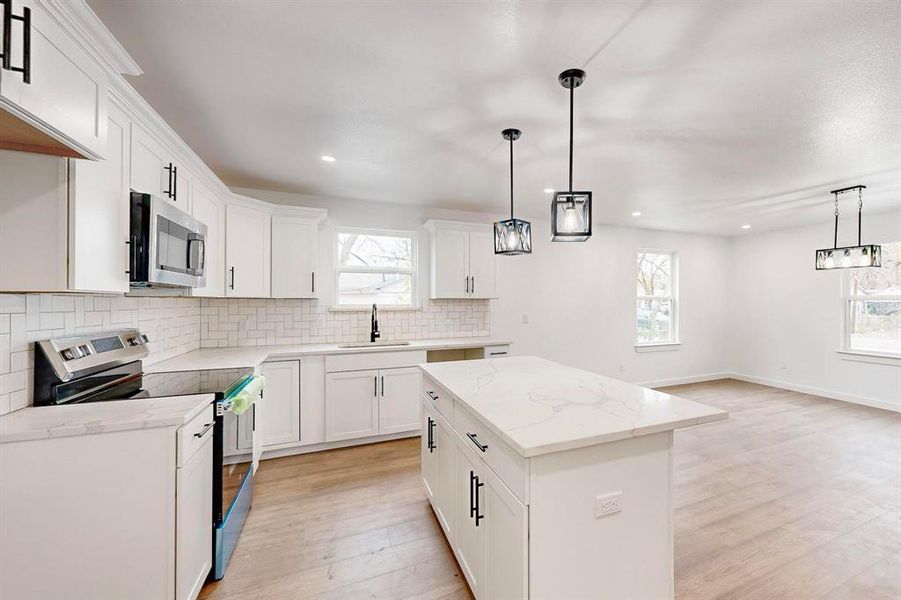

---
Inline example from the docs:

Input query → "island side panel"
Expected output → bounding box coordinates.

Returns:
[528,431,675,600]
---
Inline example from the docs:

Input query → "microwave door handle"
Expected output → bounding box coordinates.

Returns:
[186,236,205,275]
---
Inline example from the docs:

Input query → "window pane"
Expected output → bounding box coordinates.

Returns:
[637,298,673,343]
[850,241,901,297]
[849,299,901,354]
[337,233,413,269]
[637,252,672,296]
[337,272,413,306]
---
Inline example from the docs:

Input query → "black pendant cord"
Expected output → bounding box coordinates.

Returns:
[509,136,514,220]
[833,193,839,249]
[858,188,863,247]
[568,82,574,194]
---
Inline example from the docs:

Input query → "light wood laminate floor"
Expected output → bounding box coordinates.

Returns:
[199,379,901,600]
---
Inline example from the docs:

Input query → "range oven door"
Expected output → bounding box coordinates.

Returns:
[130,192,208,288]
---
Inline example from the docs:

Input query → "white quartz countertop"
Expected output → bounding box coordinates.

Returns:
[420,356,728,457]
[145,337,511,373]
[0,395,212,444]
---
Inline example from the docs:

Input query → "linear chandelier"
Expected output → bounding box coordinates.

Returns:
[815,185,881,270]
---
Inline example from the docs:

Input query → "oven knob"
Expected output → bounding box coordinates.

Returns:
[78,344,93,356]
[140,334,149,343]
[60,347,84,361]
[127,337,140,346]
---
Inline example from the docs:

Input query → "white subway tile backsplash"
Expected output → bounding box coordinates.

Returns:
[0,293,201,416]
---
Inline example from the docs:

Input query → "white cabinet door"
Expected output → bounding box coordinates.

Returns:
[325,370,379,441]
[467,229,497,299]
[260,361,301,447]
[456,441,487,598]
[421,403,438,502]
[434,412,455,536]
[433,227,469,299]
[130,123,168,198]
[225,203,271,297]
[378,367,421,434]
[0,0,107,159]
[176,436,213,600]
[486,474,528,600]
[173,163,194,213]
[68,101,129,293]
[191,182,226,297]
[271,216,318,298]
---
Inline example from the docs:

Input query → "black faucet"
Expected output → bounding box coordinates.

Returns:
[370,304,380,343]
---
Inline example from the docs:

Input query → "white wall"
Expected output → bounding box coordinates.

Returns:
[235,187,733,386]
[491,220,731,386]
[728,211,901,410]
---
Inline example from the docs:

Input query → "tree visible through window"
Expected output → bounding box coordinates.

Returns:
[845,241,901,355]
[336,230,416,306]
[637,251,677,344]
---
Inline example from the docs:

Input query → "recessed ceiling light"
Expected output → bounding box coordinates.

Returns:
[631,211,642,217]
[544,188,554,194]
[320,155,336,162]
[741,224,751,229]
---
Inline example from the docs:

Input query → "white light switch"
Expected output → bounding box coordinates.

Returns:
[595,491,623,518]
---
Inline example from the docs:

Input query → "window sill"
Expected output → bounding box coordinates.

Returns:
[329,304,422,313]
[836,349,901,366]
[635,342,682,353]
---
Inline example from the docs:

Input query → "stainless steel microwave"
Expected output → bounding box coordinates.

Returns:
[129,192,207,288]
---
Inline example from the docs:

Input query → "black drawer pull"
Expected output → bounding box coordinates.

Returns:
[193,422,214,438]
[427,417,436,452]
[426,390,438,401]
[470,470,484,526]
[1,0,30,83]
[466,432,488,452]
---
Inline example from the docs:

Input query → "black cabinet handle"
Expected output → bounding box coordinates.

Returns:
[475,474,484,526]
[490,351,508,356]
[164,163,175,199]
[311,272,315,294]
[193,422,214,438]
[465,275,469,294]
[469,470,484,526]
[229,266,235,290]
[427,417,435,452]
[374,375,378,397]
[381,375,385,397]
[426,390,438,402]
[466,432,488,452]
[472,276,475,294]
[172,165,178,202]
[1,0,30,83]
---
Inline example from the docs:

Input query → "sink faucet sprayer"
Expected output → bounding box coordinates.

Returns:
[370,304,380,343]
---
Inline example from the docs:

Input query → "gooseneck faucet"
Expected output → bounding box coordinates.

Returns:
[370,304,380,343]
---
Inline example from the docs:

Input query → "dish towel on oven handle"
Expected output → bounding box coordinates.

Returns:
[231,375,265,415]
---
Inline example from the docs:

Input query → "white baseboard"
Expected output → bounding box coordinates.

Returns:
[728,372,901,414]
[640,372,731,389]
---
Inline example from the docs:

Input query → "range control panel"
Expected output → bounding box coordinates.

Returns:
[55,332,149,362]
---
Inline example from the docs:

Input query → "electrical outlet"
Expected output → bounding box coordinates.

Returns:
[522,314,529,324]
[594,491,623,518]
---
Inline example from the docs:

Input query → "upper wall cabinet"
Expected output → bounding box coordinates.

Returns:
[191,181,226,297]
[225,202,271,298]
[0,0,107,160]
[425,220,497,299]
[270,209,326,299]
[130,123,192,212]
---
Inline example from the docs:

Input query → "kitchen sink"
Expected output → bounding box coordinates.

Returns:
[338,341,412,349]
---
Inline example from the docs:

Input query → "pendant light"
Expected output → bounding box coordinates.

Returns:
[815,185,881,270]
[551,68,592,242]
[494,128,532,255]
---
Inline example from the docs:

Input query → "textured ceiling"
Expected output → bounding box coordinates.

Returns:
[88,0,901,235]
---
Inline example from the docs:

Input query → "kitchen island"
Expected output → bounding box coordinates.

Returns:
[419,356,727,600]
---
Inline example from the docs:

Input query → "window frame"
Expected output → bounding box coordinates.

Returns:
[635,249,680,349]
[332,227,419,310]
[840,247,901,362]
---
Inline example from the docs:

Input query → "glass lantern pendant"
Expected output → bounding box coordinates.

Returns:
[551,68,592,242]
[815,185,882,270]
[494,128,532,255]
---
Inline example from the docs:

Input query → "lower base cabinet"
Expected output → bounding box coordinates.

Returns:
[176,435,214,600]
[326,366,421,442]
[422,399,527,599]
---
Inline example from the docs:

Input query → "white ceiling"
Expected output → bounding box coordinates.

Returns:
[88,0,901,235]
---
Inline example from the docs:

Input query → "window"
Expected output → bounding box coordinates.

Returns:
[844,241,901,356]
[335,229,416,307]
[636,250,678,345]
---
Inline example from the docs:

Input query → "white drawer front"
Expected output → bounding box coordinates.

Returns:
[454,403,529,504]
[177,405,215,468]
[325,350,427,373]
[421,374,454,422]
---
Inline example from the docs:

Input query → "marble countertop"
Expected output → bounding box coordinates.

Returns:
[0,395,213,444]
[420,356,728,458]
[146,337,511,373]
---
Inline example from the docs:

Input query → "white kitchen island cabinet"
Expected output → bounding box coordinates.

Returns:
[420,356,727,600]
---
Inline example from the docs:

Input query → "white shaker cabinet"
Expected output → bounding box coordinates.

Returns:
[191,181,226,297]
[130,123,192,212]
[260,360,301,447]
[271,210,326,298]
[176,433,213,600]
[456,441,488,598]
[225,202,271,297]
[325,369,380,441]
[378,366,422,434]
[0,0,108,160]
[425,220,497,299]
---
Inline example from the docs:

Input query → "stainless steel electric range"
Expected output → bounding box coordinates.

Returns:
[33,328,260,582]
